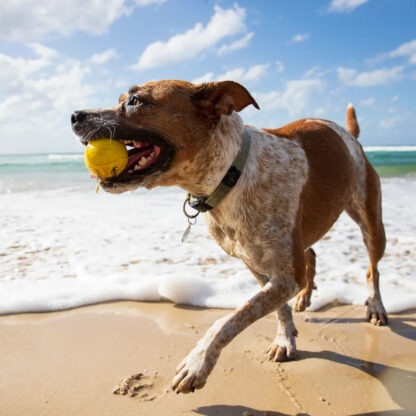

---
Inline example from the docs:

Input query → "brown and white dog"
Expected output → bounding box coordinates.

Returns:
[71,80,388,394]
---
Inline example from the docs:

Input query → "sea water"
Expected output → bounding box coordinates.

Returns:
[0,148,415,314]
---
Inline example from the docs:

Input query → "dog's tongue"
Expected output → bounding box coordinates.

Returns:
[125,148,154,170]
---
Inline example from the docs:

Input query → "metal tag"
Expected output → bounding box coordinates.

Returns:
[181,223,192,243]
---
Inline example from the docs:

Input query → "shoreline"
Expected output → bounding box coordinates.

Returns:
[1,301,415,415]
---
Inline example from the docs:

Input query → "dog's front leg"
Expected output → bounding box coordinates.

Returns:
[172,279,296,394]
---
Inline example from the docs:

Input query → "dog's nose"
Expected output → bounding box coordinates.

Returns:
[71,111,87,124]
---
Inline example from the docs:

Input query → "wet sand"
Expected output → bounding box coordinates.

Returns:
[0,302,415,416]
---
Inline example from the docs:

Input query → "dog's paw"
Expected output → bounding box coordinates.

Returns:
[293,291,311,312]
[365,297,388,326]
[172,346,215,394]
[267,330,297,362]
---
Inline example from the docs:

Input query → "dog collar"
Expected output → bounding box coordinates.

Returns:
[185,127,251,213]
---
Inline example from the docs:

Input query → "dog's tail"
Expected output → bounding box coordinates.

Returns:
[346,103,360,139]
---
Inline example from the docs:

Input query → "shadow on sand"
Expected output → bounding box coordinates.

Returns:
[305,313,416,342]
[194,348,416,416]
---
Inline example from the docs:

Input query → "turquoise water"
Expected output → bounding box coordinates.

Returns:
[0,148,416,193]
[365,149,416,177]
[0,153,88,193]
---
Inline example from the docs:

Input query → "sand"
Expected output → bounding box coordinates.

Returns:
[1,302,415,416]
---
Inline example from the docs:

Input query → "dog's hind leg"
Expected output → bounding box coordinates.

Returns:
[267,304,298,361]
[246,265,298,361]
[293,248,316,312]
[346,162,388,326]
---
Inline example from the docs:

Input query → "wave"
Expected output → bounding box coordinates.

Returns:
[48,154,84,160]
[364,146,416,152]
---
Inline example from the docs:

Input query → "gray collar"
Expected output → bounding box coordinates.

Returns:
[185,127,251,213]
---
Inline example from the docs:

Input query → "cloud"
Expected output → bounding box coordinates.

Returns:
[360,97,375,107]
[192,72,215,84]
[0,0,164,41]
[192,64,269,85]
[133,0,166,5]
[131,4,247,70]
[291,33,309,43]
[388,38,416,65]
[0,43,58,84]
[337,66,404,86]
[89,49,118,65]
[275,60,285,73]
[302,66,330,78]
[217,64,269,84]
[253,79,325,118]
[380,116,402,129]
[327,0,369,13]
[0,44,104,153]
[217,32,254,56]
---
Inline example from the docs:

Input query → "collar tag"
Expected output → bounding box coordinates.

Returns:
[181,194,200,243]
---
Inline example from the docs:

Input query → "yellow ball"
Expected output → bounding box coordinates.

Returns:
[84,139,128,179]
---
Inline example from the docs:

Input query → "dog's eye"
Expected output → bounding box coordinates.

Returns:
[127,95,139,106]
[126,95,150,107]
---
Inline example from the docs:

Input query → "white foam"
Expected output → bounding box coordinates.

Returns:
[363,146,416,152]
[0,178,415,315]
[48,154,83,160]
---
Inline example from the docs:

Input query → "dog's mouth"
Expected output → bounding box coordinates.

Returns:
[78,124,175,192]
[117,140,161,177]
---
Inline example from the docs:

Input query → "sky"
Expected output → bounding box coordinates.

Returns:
[0,0,415,154]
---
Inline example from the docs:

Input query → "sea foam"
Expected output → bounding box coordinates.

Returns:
[0,178,415,315]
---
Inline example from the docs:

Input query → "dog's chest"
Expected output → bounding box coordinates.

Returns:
[202,130,309,274]
[204,214,251,260]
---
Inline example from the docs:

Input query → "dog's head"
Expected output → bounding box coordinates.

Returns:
[71,80,258,193]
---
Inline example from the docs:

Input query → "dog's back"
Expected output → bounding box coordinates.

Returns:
[265,105,386,324]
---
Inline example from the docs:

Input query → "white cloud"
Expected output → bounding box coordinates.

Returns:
[192,72,215,84]
[380,116,402,129]
[302,66,330,78]
[217,32,254,56]
[133,0,166,5]
[89,49,118,65]
[314,106,330,117]
[0,0,165,41]
[327,0,369,13]
[360,97,375,107]
[337,66,404,86]
[0,44,104,153]
[388,38,416,65]
[191,64,269,86]
[0,0,128,41]
[131,4,247,70]
[291,33,309,43]
[217,64,269,84]
[0,43,58,84]
[392,95,399,102]
[253,79,325,118]
[275,60,285,73]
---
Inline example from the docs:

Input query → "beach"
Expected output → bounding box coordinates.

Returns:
[1,302,415,415]
[0,149,416,414]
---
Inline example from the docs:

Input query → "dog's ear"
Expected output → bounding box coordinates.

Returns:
[192,81,259,118]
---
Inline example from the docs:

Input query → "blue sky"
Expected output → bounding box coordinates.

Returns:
[0,0,415,154]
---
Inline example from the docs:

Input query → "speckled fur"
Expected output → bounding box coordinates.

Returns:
[72,80,388,393]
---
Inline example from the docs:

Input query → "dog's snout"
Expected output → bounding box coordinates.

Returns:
[71,110,87,125]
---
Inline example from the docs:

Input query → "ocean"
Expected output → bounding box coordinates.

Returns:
[1,147,416,314]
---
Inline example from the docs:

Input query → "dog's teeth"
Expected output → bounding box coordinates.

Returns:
[128,169,133,173]
[133,165,141,171]
[139,157,147,166]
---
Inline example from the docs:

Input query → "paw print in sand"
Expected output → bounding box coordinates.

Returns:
[112,372,156,401]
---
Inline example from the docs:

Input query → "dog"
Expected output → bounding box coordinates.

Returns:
[71,80,388,394]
